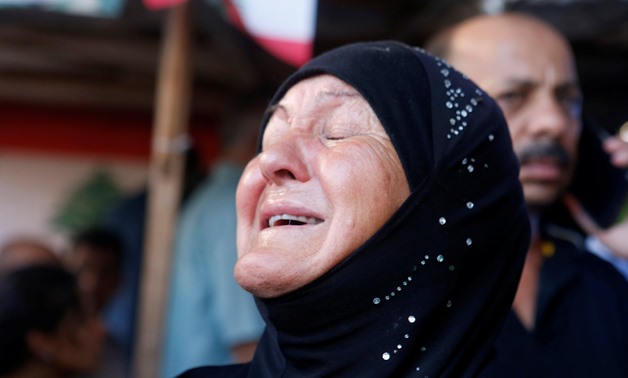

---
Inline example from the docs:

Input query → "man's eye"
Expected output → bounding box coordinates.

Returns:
[495,90,527,113]
[559,94,583,118]
[496,91,525,102]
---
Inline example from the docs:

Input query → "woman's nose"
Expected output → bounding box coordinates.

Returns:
[258,137,311,185]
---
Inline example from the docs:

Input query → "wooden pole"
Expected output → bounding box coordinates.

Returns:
[133,3,192,378]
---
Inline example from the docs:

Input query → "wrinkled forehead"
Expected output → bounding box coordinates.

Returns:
[274,74,361,106]
[265,75,372,126]
[258,42,423,151]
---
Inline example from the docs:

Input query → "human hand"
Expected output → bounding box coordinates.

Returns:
[603,136,628,168]
[563,194,628,259]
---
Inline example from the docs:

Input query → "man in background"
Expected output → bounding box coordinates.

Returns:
[426,12,628,377]
[66,227,126,378]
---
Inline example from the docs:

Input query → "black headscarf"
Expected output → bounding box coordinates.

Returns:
[181,41,529,378]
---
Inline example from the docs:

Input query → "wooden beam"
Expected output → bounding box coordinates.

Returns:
[133,3,192,378]
[0,24,258,90]
[0,73,226,114]
[0,74,155,110]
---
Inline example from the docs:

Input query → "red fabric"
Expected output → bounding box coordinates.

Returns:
[222,0,316,67]
[253,35,313,67]
[143,0,187,10]
[1,104,220,165]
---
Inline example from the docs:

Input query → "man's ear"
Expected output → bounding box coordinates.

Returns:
[26,330,57,363]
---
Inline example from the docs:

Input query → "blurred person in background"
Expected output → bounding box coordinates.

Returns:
[426,12,628,377]
[0,264,106,378]
[66,228,123,315]
[64,227,126,378]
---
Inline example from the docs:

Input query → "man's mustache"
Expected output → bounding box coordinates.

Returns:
[518,142,571,168]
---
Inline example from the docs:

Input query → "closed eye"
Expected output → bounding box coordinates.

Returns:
[322,123,356,141]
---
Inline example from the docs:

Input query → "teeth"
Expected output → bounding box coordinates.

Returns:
[268,214,320,228]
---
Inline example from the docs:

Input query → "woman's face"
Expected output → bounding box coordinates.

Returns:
[235,75,410,298]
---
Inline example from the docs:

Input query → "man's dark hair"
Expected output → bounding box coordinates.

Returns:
[72,227,123,268]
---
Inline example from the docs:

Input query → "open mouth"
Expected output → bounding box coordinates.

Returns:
[268,214,323,228]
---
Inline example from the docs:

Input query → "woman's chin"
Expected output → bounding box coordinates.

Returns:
[235,252,303,299]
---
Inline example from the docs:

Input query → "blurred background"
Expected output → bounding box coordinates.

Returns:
[1,0,627,249]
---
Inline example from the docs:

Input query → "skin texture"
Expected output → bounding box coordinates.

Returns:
[604,136,628,167]
[443,14,582,213]
[235,75,410,298]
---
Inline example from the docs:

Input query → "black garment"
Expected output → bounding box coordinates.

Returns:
[544,116,628,232]
[570,117,628,228]
[493,224,628,377]
[180,41,530,377]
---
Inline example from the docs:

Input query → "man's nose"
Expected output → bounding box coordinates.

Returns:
[527,94,575,139]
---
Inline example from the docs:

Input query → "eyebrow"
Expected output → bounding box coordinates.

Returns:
[503,78,581,91]
[266,89,361,119]
[320,90,360,98]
